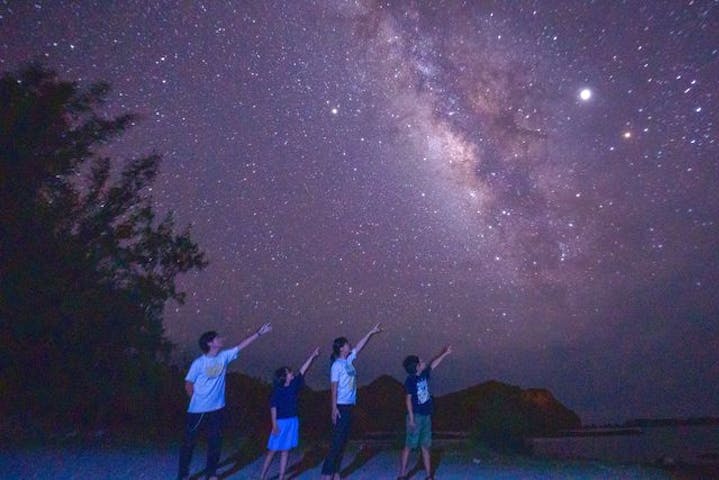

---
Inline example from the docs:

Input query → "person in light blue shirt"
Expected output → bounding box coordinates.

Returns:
[320,323,382,480]
[177,322,272,480]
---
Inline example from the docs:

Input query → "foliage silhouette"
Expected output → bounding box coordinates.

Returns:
[0,64,207,431]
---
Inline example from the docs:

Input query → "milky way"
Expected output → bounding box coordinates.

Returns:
[2,1,717,423]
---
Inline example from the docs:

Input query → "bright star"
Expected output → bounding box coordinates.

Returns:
[579,88,592,101]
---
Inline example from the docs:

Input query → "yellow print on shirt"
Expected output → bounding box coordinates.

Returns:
[204,361,223,378]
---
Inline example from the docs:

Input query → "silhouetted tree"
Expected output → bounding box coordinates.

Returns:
[0,64,207,430]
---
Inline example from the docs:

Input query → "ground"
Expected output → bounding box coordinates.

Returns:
[3,438,682,480]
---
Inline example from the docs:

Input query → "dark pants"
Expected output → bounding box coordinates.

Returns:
[177,408,225,479]
[321,404,353,475]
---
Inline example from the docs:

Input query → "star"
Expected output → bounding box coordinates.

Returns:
[3,0,716,427]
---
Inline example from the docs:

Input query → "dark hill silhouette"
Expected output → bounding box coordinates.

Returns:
[434,380,580,433]
[354,375,407,433]
[434,380,580,436]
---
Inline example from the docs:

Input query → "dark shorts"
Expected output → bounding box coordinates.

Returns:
[405,413,432,449]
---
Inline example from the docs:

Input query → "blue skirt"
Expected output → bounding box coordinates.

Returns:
[267,416,299,451]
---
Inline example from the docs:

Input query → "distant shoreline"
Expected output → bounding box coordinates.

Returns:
[622,417,719,428]
[551,427,643,437]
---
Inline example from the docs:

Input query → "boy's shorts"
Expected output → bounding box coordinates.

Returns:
[405,413,432,449]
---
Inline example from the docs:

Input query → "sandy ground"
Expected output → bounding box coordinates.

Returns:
[2,440,681,480]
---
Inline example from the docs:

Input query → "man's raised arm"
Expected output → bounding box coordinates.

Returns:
[234,322,272,350]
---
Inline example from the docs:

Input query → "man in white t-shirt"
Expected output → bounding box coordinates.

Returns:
[177,322,272,480]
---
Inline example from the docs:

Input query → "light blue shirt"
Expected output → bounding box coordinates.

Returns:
[331,350,357,405]
[185,346,239,413]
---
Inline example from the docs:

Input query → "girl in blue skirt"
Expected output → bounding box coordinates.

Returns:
[260,346,320,480]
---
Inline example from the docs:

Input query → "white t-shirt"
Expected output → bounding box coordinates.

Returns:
[330,350,357,405]
[185,346,239,413]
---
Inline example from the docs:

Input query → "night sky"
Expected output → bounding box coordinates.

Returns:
[2,1,717,424]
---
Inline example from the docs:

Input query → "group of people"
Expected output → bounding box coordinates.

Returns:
[177,322,451,480]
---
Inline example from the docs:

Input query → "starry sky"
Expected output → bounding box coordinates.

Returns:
[2,1,717,424]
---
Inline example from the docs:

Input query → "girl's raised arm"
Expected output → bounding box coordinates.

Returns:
[353,323,382,355]
[299,347,320,375]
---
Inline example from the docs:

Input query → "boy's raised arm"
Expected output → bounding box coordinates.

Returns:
[299,347,320,375]
[234,322,272,350]
[429,345,452,370]
[354,323,382,354]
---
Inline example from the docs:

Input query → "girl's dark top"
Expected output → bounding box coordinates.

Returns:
[270,373,304,419]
